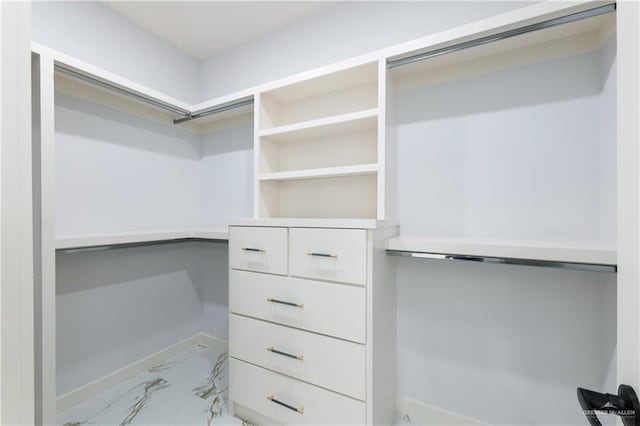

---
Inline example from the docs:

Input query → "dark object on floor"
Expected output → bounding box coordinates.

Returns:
[577,384,640,426]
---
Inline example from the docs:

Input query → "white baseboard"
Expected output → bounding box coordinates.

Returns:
[198,332,228,351]
[56,333,228,413]
[397,396,485,426]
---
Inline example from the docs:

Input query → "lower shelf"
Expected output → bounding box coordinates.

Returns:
[55,229,229,254]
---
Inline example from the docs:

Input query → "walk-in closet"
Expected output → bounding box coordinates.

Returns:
[11,1,640,425]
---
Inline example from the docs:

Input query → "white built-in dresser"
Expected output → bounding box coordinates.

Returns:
[227,58,399,424]
[228,220,397,424]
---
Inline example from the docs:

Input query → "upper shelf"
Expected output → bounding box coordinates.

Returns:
[258,108,378,142]
[387,237,616,266]
[388,5,615,88]
[260,62,378,104]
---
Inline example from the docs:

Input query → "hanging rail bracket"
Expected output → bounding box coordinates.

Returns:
[173,98,254,125]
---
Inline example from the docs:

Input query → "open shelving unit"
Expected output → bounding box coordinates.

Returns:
[255,60,389,219]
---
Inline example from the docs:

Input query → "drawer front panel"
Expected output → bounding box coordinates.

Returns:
[230,314,365,400]
[289,228,367,285]
[229,269,365,343]
[230,358,366,425]
[229,226,288,275]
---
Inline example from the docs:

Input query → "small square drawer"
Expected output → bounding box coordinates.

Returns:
[289,228,367,285]
[229,226,288,275]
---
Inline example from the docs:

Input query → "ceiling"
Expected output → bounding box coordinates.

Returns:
[104,1,337,60]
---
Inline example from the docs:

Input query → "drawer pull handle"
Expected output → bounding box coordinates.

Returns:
[307,252,337,258]
[242,247,265,253]
[267,346,304,360]
[267,395,304,414]
[267,298,304,308]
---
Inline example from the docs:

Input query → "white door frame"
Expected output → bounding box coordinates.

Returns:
[0,1,35,425]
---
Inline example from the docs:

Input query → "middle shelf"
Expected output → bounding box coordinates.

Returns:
[259,163,378,182]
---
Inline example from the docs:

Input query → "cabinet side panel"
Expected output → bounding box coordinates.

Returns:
[368,226,398,424]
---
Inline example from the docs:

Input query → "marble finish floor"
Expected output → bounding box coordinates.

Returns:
[57,343,412,426]
[57,342,241,426]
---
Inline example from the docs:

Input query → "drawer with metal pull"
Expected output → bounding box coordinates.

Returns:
[230,314,366,400]
[229,226,288,275]
[289,227,367,285]
[229,269,366,343]
[230,358,366,425]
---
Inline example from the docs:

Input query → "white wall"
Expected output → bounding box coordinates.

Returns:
[391,33,617,425]
[397,259,616,425]
[199,1,530,99]
[56,243,203,395]
[199,117,254,230]
[32,1,200,103]
[55,93,202,237]
[394,39,617,245]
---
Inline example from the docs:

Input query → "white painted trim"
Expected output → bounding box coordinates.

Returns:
[396,396,485,426]
[56,333,228,414]
[1,2,35,424]
[198,333,229,351]
[32,50,57,426]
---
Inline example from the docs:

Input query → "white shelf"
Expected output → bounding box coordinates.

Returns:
[259,163,378,182]
[56,229,229,250]
[259,109,378,140]
[386,237,617,266]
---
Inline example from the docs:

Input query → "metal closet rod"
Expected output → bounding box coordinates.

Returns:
[55,237,228,256]
[173,98,254,125]
[386,3,616,69]
[54,64,254,125]
[54,64,191,116]
[386,250,617,273]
